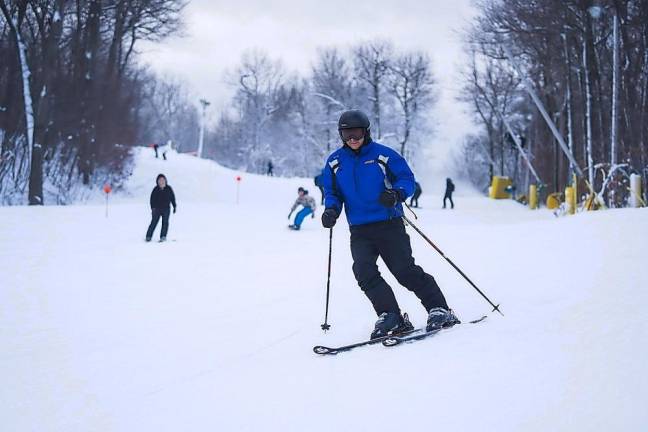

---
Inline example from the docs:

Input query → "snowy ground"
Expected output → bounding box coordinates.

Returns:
[1,148,647,431]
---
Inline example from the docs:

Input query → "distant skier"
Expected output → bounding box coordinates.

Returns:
[267,160,274,176]
[314,172,325,205]
[321,110,458,339]
[146,174,177,242]
[158,141,170,161]
[443,178,455,209]
[153,143,159,158]
[409,181,422,208]
[162,139,173,160]
[288,187,316,230]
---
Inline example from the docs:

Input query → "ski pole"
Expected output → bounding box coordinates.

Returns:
[321,227,333,332]
[402,215,504,316]
[404,202,419,220]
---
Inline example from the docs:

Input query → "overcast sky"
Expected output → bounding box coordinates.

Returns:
[139,0,480,179]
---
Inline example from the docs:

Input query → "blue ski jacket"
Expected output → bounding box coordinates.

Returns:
[321,140,416,226]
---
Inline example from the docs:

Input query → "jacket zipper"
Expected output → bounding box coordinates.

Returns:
[353,154,360,193]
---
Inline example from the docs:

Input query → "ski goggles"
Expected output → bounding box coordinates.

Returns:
[340,128,366,142]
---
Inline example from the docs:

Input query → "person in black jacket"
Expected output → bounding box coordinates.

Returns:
[146,174,177,242]
[443,178,455,209]
[409,182,422,208]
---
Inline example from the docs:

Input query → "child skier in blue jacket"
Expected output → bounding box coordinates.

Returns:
[288,187,316,230]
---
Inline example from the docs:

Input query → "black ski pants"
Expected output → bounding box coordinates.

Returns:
[443,192,454,209]
[350,218,448,315]
[146,208,170,239]
[409,189,421,207]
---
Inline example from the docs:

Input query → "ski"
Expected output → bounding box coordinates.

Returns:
[313,328,421,355]
[382,315,488,347]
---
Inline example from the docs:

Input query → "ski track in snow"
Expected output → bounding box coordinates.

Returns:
[1,148,647,431]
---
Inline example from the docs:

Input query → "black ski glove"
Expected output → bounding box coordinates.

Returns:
[379,189,404,208]
[173,206,177,214]
[321,208,339,228]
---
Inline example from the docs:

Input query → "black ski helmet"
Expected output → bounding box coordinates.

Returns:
[338,109,371,143]
[338,110,370,130]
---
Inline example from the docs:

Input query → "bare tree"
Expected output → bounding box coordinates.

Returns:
[458,0,648,205]
[205,43,439,177]
[353,40,393,139]
[138,73,199,153]
[0,0,186,204]
[459,44,521,180]
[229,50,286,170]
[387,51,435,157]
[0,0,41,203]
[312,47,353,151]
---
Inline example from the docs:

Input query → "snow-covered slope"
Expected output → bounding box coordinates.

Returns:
[1,148,647,431]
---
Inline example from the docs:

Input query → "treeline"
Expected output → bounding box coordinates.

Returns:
[459,0,648,206]
[204,42,437,177]
[0,0,185,205]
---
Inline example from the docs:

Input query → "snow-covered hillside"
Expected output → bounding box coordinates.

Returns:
[1,148,647,431]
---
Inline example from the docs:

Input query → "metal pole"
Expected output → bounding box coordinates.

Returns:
[497,110,542,184]
[501,44,584,178]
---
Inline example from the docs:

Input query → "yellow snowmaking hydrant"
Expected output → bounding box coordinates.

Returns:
[489,176,513,199]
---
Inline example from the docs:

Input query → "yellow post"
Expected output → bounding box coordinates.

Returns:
[629,174,645,207]
[529,184,538,209]
[546,192,562,209]
[489,176,513,199]
[565,186,575,215]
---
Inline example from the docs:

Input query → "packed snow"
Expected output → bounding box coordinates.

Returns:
[1,147,647,431]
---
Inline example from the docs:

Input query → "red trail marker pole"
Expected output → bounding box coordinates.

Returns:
[103,183,112,217]
[236,176,241,204]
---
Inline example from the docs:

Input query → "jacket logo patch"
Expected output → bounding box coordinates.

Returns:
[364,160,375,164]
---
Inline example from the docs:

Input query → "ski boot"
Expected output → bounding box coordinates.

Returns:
[145,236,152,242]
[370,312,414,340]
[159,236,167,242]
[288,225,300,230]
[426,307,460,331]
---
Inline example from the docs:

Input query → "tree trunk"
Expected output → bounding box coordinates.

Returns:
[611,13,619,166]
[0,1,42,204]
[400,102,411,156]
[583,37,595,187]
[499,119,504,176]
[563,33,575,179]
[372,80,381,139]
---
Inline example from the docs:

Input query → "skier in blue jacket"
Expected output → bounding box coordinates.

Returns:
[320,110,458,339]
